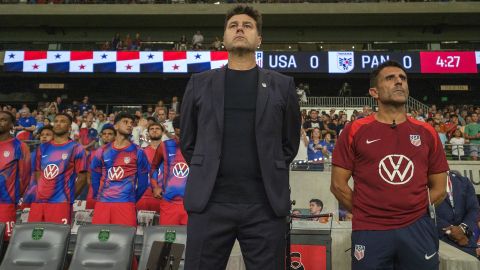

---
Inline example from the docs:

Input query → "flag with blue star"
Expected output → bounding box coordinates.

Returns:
[47,51,70,72]
[187,51,211,73]
[3,51,24,72]
[93,51,116,72]
[140,51,163,73]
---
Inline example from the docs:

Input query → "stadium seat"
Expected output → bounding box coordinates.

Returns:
[138,225,187,270]
[0,223,5,254]
[69,224,136,270]
[0,223,70,270]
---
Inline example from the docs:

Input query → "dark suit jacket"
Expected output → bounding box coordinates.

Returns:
[180,66,301,217]
[436,171,480,257]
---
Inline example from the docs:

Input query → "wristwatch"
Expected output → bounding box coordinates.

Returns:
[459,223,473,238]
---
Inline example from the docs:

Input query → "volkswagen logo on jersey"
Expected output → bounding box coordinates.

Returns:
[62,153,68,160]
[3,151,10,158]
[172,162,189,178]
[108,166,125,180]
[410,135,421,147]
[44,164,60,180]
[378,155,414,185]
[124,157,131,164]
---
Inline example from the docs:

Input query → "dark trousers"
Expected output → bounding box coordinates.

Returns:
[184,203,286,270]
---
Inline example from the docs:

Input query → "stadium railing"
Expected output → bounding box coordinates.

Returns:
[0,0,473,4]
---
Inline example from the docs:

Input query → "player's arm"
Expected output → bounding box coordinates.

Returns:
[330,165,353,212]
[135,150,150,202]
[150,143,164,198]
[427,172,447,206]
[18,143,31,195]
[282,77,301,164]
[75,172,87,198]
[25,124,36,132]
[180,75,198,164]
[90,153,102,199]
[460,178,479,235]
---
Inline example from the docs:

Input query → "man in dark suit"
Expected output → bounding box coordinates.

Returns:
[180,5,301,270]
[436,171,480,258]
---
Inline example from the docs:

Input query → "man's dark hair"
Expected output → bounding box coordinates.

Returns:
[38,125,53,134]
[146,116,157,123]
[148,122,164,132]
[369,60,407,88]
[0,111,16,124]
[172,116,180,130]
[309,199,323,208]
[55,113,73,124]
[101,124,116,135]
[114,113,135,124]
[225,5,262,35]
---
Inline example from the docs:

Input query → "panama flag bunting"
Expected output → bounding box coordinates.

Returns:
[163,51,187,73]
[140,51,163,73]
[187,51,211,73]
[69,51,94,73]
[116,51,140,73]
[93,51,117,73]
[23,51,47,72]
[210,51,229,70]
[47,51,70,72]
[3,51,24,72]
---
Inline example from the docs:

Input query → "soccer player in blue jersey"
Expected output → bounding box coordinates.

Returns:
[28,113,87,224]
[0,111,30,239]
[90,113,149,227]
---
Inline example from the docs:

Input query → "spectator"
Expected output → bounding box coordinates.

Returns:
[111,33,121,50]
[79,117,98,151]
[309,199,328,223]
[445,114,461,140]
[95,112,108,135]
[291,209,302,221]
[434,123,447,148]
[168,109,176,122]
[450,129,465,160]
[436,171,480,258]
[124,34,133,50]
[132,117,149,148]
[211,36,223,51]
[15,108,36,140]
[304,128,328,163]
[321,133,335,157]
[132,33,142,50]
[170,96,180,113]
[178,35,188,51]
[302,109,322,138]
[79,96,91,115]
[192,30,204,50]
[465,113,480,161]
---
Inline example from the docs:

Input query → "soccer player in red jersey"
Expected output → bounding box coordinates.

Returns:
[136,122,163,213]
[85,124,116,210]
[151,117,188,225]
[0,111,30,239]
[29,113,87,224]
[331,61,449,270]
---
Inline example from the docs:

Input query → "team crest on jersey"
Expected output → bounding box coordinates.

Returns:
[410,135,421,147]
[173,162,190,178]
[124,157,131,164]
[354,245,365,261]
[62,153,68,160]
[44,164,60,180]
[3,151,10,158]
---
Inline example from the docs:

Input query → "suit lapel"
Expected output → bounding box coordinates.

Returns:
[255,68,270,127]
[212,67,226,132]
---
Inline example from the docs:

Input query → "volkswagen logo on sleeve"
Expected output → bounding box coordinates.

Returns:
[378,155,414,185]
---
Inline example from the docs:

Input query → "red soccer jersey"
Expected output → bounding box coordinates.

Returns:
[0,138,30,204]
[141,145,158,199]
[332,114,449,231]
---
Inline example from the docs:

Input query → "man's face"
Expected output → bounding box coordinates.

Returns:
[148,125,163,141]
[472,114,478,123]
[39,129,54,143]
[0,113,13,135]
[168,111,176,120]
[223,14,261,53]
[115,118,133,136]
[86,119,93,128]
[370,66,409,106]
[98,114,105,121]
[157,110,166,122]
[310,111,318,120]
[53,115,71,136]
[101,129,115,144]
[309,202,322,215]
